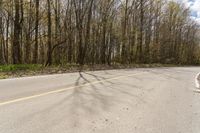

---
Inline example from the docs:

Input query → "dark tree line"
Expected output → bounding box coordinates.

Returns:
[0,0,199,66]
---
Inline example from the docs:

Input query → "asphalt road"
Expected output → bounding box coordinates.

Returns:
[0,67,200,133]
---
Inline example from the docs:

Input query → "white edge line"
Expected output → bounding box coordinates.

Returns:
[195,72,200,89]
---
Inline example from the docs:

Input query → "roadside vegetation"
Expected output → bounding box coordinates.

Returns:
[0,0,200,79]
[0,63,185,79]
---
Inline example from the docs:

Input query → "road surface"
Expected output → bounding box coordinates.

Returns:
[0,67,200,133]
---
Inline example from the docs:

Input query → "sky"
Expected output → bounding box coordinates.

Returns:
[173,0,200,23]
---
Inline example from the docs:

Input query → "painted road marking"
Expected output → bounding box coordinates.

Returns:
[195,72,200,89]
[0,72,146,107]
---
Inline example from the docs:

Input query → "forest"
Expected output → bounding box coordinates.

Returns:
[0,0,200,67]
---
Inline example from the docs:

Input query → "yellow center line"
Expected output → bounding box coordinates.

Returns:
[0,72,146,107]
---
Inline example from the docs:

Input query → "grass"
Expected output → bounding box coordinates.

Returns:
[0,63,180,79]
[0,74,8,79]
[0,64,43,79]
[0,64,42,72]
[0,64,81,79]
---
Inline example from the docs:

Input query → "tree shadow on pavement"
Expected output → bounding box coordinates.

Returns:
[24,71,148,131]
[193,90,200,94]
[144,69,181,80]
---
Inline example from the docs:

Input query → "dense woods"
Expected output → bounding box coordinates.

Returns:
[0,0,199,66]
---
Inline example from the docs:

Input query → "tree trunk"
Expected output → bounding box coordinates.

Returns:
[12,0,21,64]
[46,0,52,66]
[33,0,39,64]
